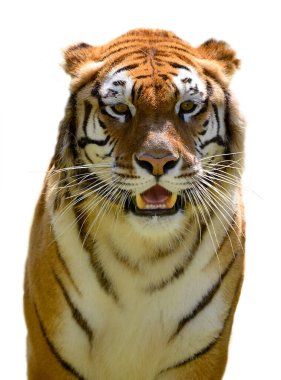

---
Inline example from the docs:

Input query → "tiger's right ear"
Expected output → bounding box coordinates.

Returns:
[63,43,104,88]
[196,39,240,80]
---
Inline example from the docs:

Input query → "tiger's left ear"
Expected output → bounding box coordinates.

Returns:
[63,43,104,89]
[197,39,240,79]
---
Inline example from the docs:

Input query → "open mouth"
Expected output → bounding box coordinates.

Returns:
[131,185,181,216]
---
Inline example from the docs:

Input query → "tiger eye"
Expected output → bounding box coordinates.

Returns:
[180,100,195,113]
[113,103,129,114]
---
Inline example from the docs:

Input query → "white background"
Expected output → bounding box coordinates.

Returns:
[1,0,281,378]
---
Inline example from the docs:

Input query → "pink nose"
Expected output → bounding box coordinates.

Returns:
[136,153,179,176]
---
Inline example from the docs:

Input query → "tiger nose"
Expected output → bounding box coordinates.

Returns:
[135,153,179,176]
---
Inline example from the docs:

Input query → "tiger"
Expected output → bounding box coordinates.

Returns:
[24,28,245,380]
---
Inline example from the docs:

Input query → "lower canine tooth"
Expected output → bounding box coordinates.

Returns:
[166,193,177,208]
[136,194,146,209]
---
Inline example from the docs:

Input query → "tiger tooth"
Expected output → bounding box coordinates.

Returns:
[136,194,146,209]
[166,193,177,208]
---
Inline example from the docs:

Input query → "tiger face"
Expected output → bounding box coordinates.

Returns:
[55,29,243,237]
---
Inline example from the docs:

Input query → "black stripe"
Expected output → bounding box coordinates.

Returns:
[68,94,78,160]
[78,135,110,148]
[194,101,208,117]
[200,135,225,149]
[134,74,151,79]
[91,82,100,97]
[114,63,138,75]
[130,82,137,104]
[170,82,180,97]
[97,117,107,129]
[146,253,195,294]
[212,103,220,134]
[101,37,183,60]
[223,89,231,145]
[136,84,144,98]
[74,208,118,302]
[203,119,209,127]
[53,272,94,342]
[101,44,145,60]
[206,80,213,97]
[158,74,169,80]
[100,107,119,120]
[160,274,243,373]
[158,41,198,55]
[33,302,85,380]
[88,243,119,302]
[84,150,94,163]
[169,62,191,71]
[112,80,126,86]
[181,77,192,84]
[55,245,81,295]
[104,140,117,157]
[156,44,195,57]
[82,101,92,136]
[170,252,237,340]
[108,240,140,273]
[146,223,205,293]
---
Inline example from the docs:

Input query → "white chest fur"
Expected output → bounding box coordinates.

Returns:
[51,203,235,380]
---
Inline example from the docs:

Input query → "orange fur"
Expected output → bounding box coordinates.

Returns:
[24,29,245,379]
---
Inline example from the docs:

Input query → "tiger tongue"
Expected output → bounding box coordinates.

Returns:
[142,185,170,204]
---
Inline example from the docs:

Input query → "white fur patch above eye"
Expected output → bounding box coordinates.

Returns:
[173,67,206,98]
[173,68,206,117]
[100,71,134,104]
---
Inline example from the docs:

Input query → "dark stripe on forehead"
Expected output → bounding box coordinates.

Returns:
[170,62,191,71]
[102,35,183,56]
[102,41,196,68]
[101,44,143,60]
[114,63,139,75]
[158,74,169,80]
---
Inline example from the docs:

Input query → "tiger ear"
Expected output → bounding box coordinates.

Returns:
[197,39,240,78]
[63,42,103,78]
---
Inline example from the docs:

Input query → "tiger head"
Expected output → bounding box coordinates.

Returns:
[53,29,244,238]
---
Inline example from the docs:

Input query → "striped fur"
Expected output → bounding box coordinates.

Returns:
[24,29,245,380]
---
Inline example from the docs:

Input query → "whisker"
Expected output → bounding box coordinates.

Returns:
[195,182,237,257]
[184,191,202,243]
[196,177,245,243]
[199,152,243,162]
[189,187,222,277]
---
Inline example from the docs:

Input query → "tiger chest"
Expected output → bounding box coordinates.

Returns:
[52,211,230,379]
